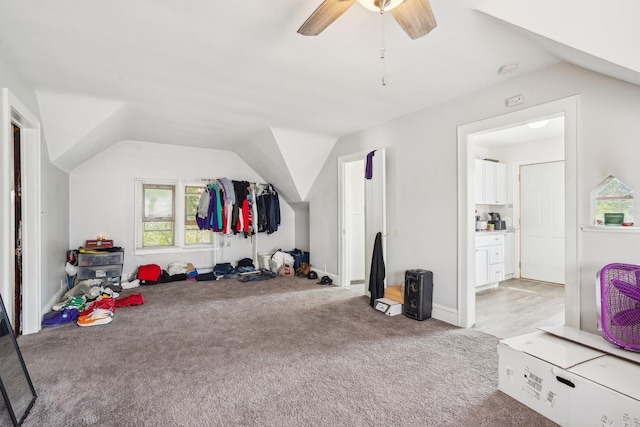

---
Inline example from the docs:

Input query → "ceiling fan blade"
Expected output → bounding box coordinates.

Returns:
[297,0,356,36]
[391,0,437,40]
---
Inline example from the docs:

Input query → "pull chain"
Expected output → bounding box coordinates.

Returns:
[380,8,386,86]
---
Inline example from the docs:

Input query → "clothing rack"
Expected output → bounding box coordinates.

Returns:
[200,179,271,187]
[199,179,279,267]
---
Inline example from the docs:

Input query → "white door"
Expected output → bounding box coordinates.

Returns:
[520,161,565,284]
[364,148,386,297]
[345,160,365,285]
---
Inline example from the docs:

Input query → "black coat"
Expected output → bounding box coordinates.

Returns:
[369,232,385,306]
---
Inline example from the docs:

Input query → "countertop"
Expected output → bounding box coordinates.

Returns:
[475,228,516,234]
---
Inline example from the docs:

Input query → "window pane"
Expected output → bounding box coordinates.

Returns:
[144,185,174,219]
[143,221,174,246]
[185,226,212,245]
[184,186,212,245]
[185,186,204,225]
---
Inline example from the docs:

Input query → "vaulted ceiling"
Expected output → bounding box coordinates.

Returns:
[1,0,638,202]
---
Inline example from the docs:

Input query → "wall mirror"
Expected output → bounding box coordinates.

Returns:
[0,293,36,426]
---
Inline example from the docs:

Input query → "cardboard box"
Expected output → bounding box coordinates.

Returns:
[499,330,640,426]
[568,355,640,425]
[374,298,402,316]
[498,331,604,426]
[384,285,404,303]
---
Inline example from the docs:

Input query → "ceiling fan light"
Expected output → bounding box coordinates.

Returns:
[357,0,405,12]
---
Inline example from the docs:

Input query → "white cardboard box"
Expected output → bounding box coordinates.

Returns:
[498,331,604,426]
[569,355,640,426]
[499,329,640,426]
[374,298,402,316]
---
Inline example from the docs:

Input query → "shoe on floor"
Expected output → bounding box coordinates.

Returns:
[77,309,113,327]
[78,307,113,321]
[78,297,115,317]
[42,308,79,328]
[115,293,144,307]
[51,298,71,311]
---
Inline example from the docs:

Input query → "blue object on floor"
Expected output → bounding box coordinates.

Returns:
[41,308,79,328]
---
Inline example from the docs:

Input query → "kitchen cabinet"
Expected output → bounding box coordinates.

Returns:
[504,231,515,277]
[475,233,504,290]
[475,159,507,205]
[475,247,489,286]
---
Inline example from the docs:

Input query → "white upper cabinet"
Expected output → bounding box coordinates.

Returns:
[475,159,507,205]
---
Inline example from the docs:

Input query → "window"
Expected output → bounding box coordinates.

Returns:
[136,179,215,252]
[142,184,175,247]
[591,175,634,225]
[184,186,212,245]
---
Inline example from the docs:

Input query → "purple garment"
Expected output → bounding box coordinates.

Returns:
[365,150,376,180]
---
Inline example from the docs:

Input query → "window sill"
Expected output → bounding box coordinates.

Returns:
[580,225,640,233]
[134,245,219,256]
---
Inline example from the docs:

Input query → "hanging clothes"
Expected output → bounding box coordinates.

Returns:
[368,232,385,307]
[365,150,376,180]
[256,189,268,233]
[197,188,211,220]
[217,178,235,235]
[198,179,279,235]
[267,186,280,234]
[250,185,259,235]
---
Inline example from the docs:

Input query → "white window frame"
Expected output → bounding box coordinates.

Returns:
[134,179,217,255]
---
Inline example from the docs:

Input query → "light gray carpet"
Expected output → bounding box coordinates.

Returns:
[10,276,556,426]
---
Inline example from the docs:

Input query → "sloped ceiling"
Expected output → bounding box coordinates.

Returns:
[1,0,639,201]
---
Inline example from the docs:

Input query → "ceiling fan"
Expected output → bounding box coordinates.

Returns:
[297,0,437,40]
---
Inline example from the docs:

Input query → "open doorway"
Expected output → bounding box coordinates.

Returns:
[471,117,566,338]
[2,89,42,335]
[456,96,579,331]
[339,149,387,296]
[13,124,23,336]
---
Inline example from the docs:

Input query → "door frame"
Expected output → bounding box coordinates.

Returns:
[2,89,42,335]
[456,96,579,329]
[338,149,386,291]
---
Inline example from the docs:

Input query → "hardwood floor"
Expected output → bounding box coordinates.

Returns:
[474,277,565,339]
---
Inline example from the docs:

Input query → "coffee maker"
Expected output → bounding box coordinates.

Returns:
[488,212,506,230]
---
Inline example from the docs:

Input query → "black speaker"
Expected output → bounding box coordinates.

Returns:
[403,269,433,321]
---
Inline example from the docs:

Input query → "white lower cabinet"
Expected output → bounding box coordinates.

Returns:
[504,231,515,277]
[475,247,489,286]
[475,233,504,290]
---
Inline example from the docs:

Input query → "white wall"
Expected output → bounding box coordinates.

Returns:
[307,62,640,331]
[0,44,70,314]
[69,140,295,276]
[289,202,310,252]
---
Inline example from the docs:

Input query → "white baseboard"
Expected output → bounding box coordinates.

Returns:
[311,269,339,285]
[432,303,458,326]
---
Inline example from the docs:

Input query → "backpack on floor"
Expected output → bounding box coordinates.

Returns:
[138,264,161,283]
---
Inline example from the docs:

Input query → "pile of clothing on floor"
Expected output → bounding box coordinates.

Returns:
[119,258,282,286]
[42,280,144,328]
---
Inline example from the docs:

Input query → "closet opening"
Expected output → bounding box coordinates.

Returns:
[339,148,386,296]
